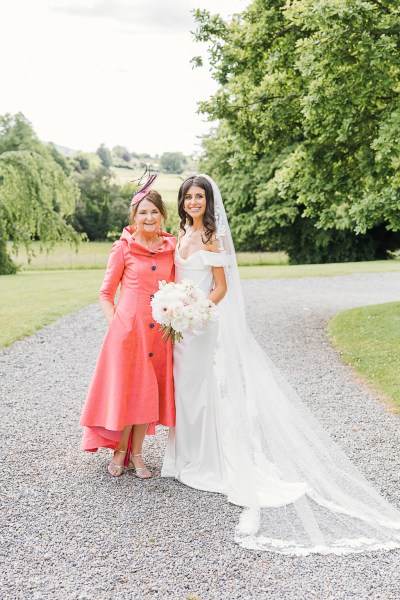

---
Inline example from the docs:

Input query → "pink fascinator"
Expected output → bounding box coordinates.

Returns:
[130,173,158,206]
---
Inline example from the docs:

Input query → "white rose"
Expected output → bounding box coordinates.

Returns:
[171,317,189,333]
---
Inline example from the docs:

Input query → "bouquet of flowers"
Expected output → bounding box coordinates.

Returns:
[150,279,219,344]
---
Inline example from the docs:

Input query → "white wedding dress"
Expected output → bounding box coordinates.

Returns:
[161,175,400,556]
[162,247,307,506]
[162,248,226,494]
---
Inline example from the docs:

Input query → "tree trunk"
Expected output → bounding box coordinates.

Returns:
[0,222,17,275]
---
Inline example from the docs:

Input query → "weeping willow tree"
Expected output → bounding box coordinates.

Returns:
[0,144,80,274]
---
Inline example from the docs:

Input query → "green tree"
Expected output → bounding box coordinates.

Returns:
[0,114,80,274]
[0,150,79,273]
[194,0,400,262]
[96,143,113,169]
[72,166,113,240]
[46,142,72,175]
[113,145,131,163]
[160,152,186,174]
[0,112,42,154]
[71,166,135,240]
[107,182,135,239]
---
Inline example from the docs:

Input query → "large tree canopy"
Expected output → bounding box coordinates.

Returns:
[160,152,186,174]
[0,113,79,273]
[194,0,400,261]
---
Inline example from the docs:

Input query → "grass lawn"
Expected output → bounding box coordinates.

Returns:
[10,242,114,270]
[0,270,103,348]
[329,302,400,410]
[238,259,400,279]
[2,248,400,349]
[10,242,289,270]
[10,242,400,277]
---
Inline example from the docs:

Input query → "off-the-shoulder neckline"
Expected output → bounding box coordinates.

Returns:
[176,247,220,261]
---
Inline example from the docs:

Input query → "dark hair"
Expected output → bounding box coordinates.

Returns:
[129,189,167,225]
[177,176,216,244]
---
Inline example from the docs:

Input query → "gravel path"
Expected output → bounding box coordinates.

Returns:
[1,272,400,600]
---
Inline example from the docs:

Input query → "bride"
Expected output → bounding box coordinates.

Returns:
[161,174,400,555]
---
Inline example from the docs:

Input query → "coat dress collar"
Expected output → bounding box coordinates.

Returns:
[119,226,176,256]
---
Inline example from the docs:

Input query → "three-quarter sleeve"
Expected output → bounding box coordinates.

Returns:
[99,241,125,303]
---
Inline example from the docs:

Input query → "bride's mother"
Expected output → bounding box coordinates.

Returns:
[80,180,176,478]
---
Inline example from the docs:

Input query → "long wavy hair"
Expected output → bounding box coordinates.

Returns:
[177,176,216,244]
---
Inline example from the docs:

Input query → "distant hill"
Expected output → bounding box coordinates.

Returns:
[44,142,77,156]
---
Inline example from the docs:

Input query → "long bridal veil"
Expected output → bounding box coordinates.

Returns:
[201,174,400,555]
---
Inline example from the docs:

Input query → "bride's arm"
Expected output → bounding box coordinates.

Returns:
[206,239,226,304]
[209,266,227,304]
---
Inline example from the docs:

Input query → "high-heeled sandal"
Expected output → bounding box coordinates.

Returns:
[127,453,152,479]
[108,448,128,477]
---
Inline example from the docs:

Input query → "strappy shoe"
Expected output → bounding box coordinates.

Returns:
[108,448,128,477]
[127,453,152,479]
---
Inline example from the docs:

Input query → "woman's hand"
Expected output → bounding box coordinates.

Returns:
[100,300,115,326]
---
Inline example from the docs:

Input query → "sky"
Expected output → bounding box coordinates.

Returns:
[0,0,248,156]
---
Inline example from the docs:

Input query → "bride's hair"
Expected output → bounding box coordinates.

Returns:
[178,175,216,244]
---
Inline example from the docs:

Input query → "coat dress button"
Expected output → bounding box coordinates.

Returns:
[149,353,154,357]
[150,294,154,299]
[151,265,157,271]
[149,323,155,328]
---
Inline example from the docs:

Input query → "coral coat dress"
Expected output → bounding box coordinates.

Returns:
[80,226,176,452]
